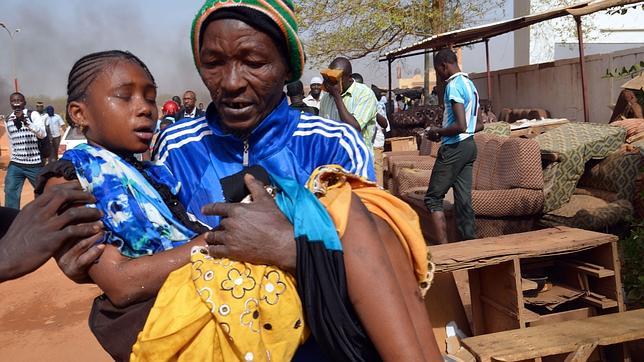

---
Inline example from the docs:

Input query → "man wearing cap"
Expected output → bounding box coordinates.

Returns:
[303,76,322,111]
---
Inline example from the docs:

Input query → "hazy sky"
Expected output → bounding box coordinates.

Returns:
[0,0,521,102]
[0,0,210,100]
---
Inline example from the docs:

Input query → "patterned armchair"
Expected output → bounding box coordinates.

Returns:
[397,133,545,242]
[540,145,642,231]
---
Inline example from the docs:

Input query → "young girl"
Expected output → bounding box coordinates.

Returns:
[38,50,440,361]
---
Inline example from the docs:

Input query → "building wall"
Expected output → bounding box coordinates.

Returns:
[469,46,644,123]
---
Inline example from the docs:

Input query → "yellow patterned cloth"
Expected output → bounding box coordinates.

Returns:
[130,250,306,362]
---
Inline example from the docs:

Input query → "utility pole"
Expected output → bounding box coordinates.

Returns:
[0,22,20,92]
[428,0,446,105]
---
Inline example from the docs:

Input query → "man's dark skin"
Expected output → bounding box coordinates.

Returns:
[309,82,321,101]
[0,182,104,283]
[289,91,305,105]
[424,55,469,244]
[172,95,182,108]
[195,18,299,273]
[182,91,197,114]
[323,57,362,131]
[10,93,28,125]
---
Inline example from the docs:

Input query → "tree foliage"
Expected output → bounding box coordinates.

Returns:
[294,0,497,66]
[606,3,644,15]
[603,60,644,80]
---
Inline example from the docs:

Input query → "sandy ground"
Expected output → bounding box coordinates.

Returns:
[0,154,112,361]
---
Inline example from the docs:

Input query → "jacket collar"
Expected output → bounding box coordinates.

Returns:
[205,95,299,162]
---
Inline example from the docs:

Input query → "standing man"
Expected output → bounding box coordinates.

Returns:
[45,106,66,161]
[175,90,206,120]
[287,81,319,115]
[423,48,479,244]
[172,95,182,109]
[35,102,52,163]
[303,76,322,111]
[319,57,378,152]
[4,92,47,209]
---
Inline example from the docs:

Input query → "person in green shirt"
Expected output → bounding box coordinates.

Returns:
[319,57,378,151]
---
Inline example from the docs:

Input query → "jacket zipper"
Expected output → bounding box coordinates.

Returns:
[242,139,250,167]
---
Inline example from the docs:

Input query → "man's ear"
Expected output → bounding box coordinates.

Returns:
[67,101,88,128]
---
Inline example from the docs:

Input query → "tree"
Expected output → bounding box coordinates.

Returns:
[295,1,453,62]
[294,0,500,103]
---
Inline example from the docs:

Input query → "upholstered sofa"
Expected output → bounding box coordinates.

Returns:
[396,133,545,243]
[383,122,511,194]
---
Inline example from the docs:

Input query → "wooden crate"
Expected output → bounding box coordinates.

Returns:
[386,136,417,152]
[427,227,627,360]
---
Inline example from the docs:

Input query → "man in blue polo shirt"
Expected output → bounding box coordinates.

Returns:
[424,48,480,244]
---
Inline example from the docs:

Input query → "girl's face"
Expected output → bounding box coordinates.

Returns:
[71,60,158,155]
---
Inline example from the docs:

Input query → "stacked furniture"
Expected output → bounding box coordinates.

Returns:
[396,133,545,242]
[536,123,641,231]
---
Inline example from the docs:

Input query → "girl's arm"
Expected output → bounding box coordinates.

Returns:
[45,176,206,307]
[342,193,442,362]
[86,237,205,307]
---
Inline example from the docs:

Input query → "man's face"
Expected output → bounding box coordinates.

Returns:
[9,94,25,112]
[183,92,196,112]
[36,104,44,113]
[198,19,290,134]
[310,83,322,98]
[434,63,448,81]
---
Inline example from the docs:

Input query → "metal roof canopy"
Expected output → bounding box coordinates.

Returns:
[380,0,637,61]
[380,0,642,122]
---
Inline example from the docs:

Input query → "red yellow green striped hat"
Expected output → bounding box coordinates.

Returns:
[191,0,304,83]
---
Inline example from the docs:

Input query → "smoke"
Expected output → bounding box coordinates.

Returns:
[0,0,209,108]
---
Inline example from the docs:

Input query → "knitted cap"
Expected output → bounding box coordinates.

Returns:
[191,0,304,83]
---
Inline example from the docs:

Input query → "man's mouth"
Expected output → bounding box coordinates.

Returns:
[223,101,253,110]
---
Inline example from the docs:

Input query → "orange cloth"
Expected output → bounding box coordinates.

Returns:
[307,165,434,295]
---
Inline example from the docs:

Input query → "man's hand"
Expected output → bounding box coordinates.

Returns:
[0,182,104,282]
[424,126,441,142]
[323,79,342,99]
[202,174,296,273]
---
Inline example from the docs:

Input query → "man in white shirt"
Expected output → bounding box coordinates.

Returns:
[4,92,47,209]
[44,106,66,161]
[303,76,322,111]
[373,95,390,186]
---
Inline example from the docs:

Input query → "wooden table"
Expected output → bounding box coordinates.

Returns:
[510,118,569,138]
[461,309,644,362]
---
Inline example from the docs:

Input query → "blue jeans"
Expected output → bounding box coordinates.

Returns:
[4,163,42,209]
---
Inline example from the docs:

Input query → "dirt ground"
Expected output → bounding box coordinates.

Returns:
[0,153,112,361]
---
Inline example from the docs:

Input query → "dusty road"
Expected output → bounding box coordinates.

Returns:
[0,156,111,361]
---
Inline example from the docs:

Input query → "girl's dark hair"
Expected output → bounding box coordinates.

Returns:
[66,50,156,125]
